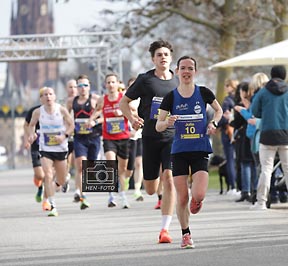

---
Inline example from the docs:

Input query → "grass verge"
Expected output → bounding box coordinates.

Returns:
[208,166,219,191]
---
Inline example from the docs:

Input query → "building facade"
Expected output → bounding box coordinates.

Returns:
[7,0,58,105]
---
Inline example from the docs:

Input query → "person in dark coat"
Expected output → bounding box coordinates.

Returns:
[233,82,257,202]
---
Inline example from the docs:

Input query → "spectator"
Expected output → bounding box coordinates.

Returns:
[234,82,257,202]
[218,79,240,196]
[236,73,269,203]
[251,65,288,210]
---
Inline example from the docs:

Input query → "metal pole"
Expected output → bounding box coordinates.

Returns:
[97,58,101,95]
[11,91,16,169]
[118,51,123,82]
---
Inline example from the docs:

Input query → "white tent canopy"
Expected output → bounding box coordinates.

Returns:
[209,39,288,69]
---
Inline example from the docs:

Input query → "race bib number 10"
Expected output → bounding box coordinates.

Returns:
[176,114,204,139]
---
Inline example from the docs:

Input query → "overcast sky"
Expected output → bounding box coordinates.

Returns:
[0,0,126,74]
[0,0,120,35]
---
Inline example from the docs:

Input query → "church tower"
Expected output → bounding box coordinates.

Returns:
[9,0,58,100]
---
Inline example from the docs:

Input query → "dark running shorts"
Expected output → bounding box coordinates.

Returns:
[73,135,101,160]
[127,138,143,171]
[171,152,209,176]
[31,149,41,168]
[142,136,172,181]
[103,139,130,159]
[39,151,68,161]
[68,140,74,155]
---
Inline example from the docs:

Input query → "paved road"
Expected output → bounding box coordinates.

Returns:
[1,168,288,266]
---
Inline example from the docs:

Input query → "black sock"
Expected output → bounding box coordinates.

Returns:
[158,194,162,200]
[182,227,190,236]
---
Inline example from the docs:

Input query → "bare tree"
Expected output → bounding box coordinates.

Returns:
[100,0,287,94]
[57,0,288,154]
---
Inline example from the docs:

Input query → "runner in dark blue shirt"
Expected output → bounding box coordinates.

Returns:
[156,55,222,248]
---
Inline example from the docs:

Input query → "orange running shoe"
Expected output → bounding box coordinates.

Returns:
[33,177,43,188]
[158,229,172,243]
[42,201,51,211]
[154,199,161,210]
[190,198,202,214]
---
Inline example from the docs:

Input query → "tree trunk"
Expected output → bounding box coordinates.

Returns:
[273,1,288,81]
[212,0,237,155]
[273,1,288,41]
